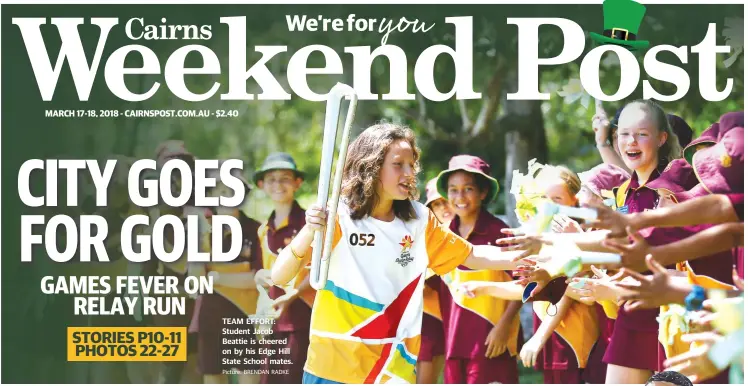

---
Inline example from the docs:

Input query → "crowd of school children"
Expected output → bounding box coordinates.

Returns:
[98,100,743,385]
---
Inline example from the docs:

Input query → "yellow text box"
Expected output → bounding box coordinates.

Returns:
[67,327,187,362]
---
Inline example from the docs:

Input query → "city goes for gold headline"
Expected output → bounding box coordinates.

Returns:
[18,158,247,264]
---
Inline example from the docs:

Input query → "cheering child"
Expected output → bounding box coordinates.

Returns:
[270,123,536,384]
[598,100,682,384]
[253,153,314,384]
[433,155,523,384]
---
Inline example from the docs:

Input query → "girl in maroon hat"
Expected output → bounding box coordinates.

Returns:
[433,155,523,384]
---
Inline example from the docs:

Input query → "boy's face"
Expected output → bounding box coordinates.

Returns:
[258,169,301,204]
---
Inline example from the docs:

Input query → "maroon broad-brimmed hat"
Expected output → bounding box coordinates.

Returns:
[683,122,720,166]
[648,159,701,203]
[578,163,631,199]
[717,111,744,140]
[667,114,694,149]
[693,127,744,195]
[424,177,444,207]
[435,155,499,202]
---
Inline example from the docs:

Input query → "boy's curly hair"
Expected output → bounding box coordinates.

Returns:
[341,123,421,221]
[646,371,693,386]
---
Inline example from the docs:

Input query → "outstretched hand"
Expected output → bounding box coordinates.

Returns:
[663,332,724,383]
[496,229,549,261]
[615,255,687,311]
[601,226,651,272]
[581,201,631,238]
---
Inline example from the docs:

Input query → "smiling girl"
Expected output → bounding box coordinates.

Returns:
[536,165,583,233]
[270,123,536,384]
[603,100,682,384]
[434,155,523,384]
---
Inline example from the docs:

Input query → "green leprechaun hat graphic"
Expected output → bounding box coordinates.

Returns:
[589,0,650,50]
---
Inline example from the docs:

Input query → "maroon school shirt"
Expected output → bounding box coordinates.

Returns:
[439,209,523,359]
[616,169,669,332]
[533,313,578,371]
[265,201,311,332]
[640,224,734,284]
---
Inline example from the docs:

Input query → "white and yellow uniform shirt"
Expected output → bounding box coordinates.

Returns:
[304,201,472,384]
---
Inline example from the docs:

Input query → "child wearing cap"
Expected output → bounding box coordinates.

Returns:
[417,178,453,384]
[193,160,264,384]
[434,155,523,384]
[269,124,536,384]
[252,152,315,384]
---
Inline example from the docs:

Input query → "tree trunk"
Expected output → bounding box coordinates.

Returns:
[499,72,548,228]
[496,72,549,341]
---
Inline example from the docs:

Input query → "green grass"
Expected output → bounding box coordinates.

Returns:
[519,361,544,384]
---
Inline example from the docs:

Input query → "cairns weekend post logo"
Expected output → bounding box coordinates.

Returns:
[10,0,737,104]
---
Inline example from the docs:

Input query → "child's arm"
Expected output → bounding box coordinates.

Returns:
[520,296,574,367]
[592,106,629,171]
[271,223,315,286]
[588,194,742,238]
[457,280,524,301]
[463,245,539,271]
[604,223,744,273]
[271,275,313,314]
[498,230,623,255]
